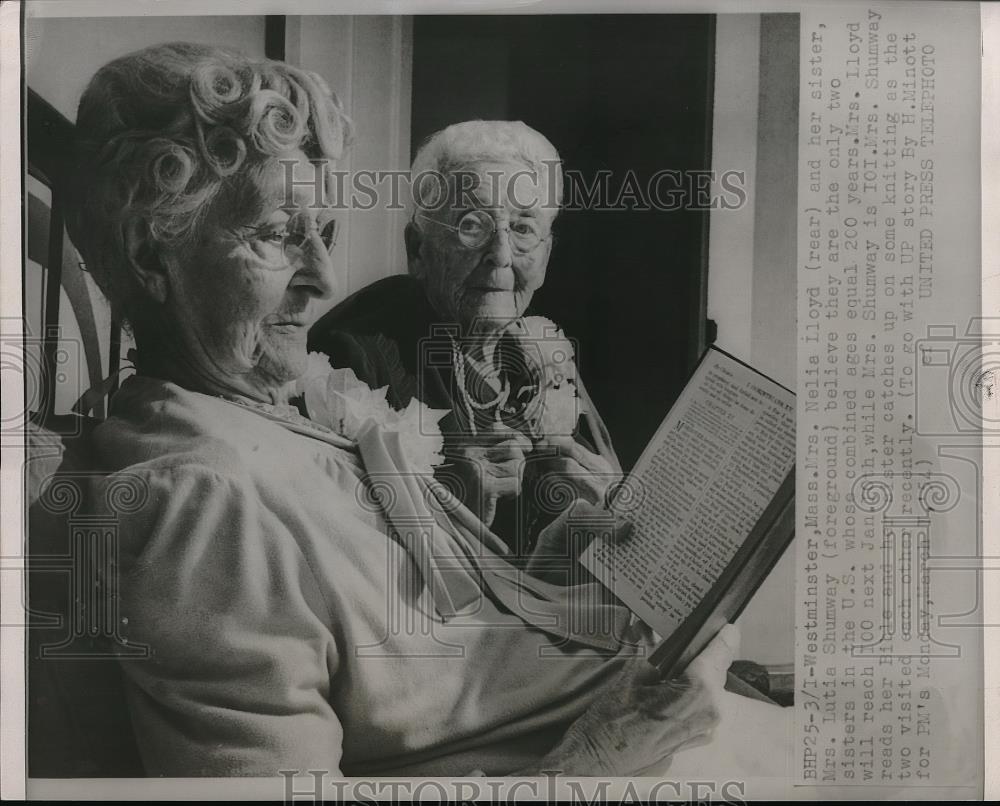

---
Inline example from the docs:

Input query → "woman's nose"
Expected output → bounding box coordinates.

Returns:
[294,231,338,300]
[483,224,513,268]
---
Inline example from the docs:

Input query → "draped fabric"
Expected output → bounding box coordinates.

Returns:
[353,419,631,652]
[90,375,648,776]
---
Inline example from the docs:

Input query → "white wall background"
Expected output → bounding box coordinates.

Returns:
[286,15,413,312]
[25,15,268,121]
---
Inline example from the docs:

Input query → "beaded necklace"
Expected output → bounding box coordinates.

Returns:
[450,336,511,436]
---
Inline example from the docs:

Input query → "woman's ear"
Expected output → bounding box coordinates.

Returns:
[123,218,169,304]
[404,221,425,279]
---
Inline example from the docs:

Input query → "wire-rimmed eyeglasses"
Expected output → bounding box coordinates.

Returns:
[231,210,340,263]
[417,209,550,255]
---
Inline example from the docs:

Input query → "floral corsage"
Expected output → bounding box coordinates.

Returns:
[511,316,587,438]
[295,352,449,476]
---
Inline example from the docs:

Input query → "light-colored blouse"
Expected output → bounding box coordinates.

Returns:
[92,375,646,777]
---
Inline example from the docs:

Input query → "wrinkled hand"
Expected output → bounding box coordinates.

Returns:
[446,424,533,526]
[531,624,738,777]
[531,435,621,507]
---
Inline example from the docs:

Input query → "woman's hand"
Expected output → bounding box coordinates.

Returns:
[523,625,739,777]
[526,498,631,583]
[530,435,621,507]
[446,423,532,526]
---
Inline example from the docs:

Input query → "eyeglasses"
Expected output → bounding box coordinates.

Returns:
[232,210,340,264]
[417,210,549,255]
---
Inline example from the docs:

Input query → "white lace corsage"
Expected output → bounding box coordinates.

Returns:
[295,352,449,475]
[511,316,588,438]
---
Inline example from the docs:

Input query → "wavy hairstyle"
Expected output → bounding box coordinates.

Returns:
[409,120,563,218]
[65,42,352,326]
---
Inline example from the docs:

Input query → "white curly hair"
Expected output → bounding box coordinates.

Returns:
[409,120,563,219]
[65,41,353,327]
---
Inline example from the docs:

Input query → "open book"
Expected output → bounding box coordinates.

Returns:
[580,346,795,679]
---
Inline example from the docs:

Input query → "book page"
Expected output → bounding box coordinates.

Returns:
[581,349,795,638]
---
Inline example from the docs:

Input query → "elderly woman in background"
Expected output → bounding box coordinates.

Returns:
[65,42,734,778]
[310,121,620,554]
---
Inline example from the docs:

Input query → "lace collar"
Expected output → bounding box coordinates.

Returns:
[219,394,357,450]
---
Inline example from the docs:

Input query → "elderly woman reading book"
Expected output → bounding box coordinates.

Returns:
[65,42,738,778]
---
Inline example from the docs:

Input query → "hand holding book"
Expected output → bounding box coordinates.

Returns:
[515,624,740,777]
[525,498,633,585]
